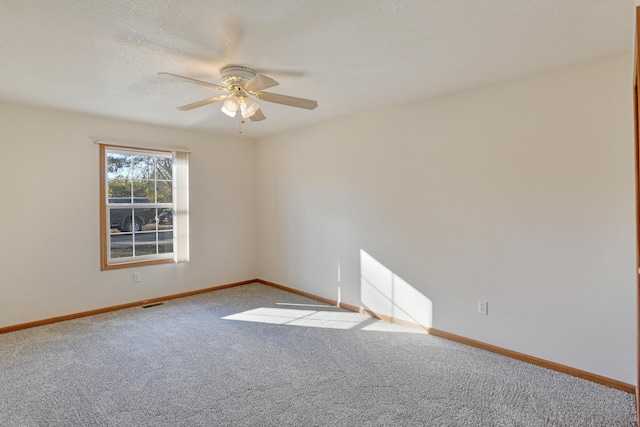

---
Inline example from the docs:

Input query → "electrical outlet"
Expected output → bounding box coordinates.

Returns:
[133,272,141,283]
[477,300,488,315]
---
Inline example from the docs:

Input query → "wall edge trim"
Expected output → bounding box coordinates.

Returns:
[0,279,257,334]
[2,278,633,394]
[256,279,636,394]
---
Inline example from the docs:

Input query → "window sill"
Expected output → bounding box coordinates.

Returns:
[101,257,174,271]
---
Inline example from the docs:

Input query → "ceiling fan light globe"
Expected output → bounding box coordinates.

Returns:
[223,96,240,111]
[221,105,237,117]
[221,96,240,117]
[240,97,259,118]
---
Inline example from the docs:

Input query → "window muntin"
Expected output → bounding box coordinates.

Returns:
[101,146,177,269]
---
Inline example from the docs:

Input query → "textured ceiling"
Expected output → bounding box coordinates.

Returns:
[0,0,635,138]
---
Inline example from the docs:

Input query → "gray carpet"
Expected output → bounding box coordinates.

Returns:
[0,283,636,426]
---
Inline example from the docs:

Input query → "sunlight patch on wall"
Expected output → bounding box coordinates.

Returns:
[360,249,433,328]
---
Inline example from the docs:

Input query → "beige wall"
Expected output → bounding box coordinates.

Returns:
[256,53,637,384]
[0,102,258,328]
[0,52,635,386]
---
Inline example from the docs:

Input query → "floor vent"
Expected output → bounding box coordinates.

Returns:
[142,302,164,309]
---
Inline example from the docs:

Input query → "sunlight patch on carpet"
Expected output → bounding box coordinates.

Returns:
[222,307,365,329]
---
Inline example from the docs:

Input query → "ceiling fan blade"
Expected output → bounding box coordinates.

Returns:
[253,67,305,78]
[176,95,227,111]
[257,92,318,110]
[158,72,228,91]
[244,74,279,92]
[250,108,266,122]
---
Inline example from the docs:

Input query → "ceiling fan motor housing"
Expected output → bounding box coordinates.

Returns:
[221,65,256,88]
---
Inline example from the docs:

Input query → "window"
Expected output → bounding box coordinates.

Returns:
[99,144,189,270]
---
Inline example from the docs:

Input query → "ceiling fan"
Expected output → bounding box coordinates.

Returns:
[159,65,318,122]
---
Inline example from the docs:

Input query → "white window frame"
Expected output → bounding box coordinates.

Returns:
[99,144,189,270]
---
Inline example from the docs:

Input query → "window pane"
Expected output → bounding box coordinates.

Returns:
[108,207,153,233]
[108,180,132,198]
[132,180,154,201]
[107,153,131,180]
[132,207,154,232]
[135,232,157,256]
[109,206,133,232]
[158,231,173,254]
[155,207,173,228]
[156,157,172,180]
[131,155,155,180]
[157,181,172,203]
[110,234,133,259]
